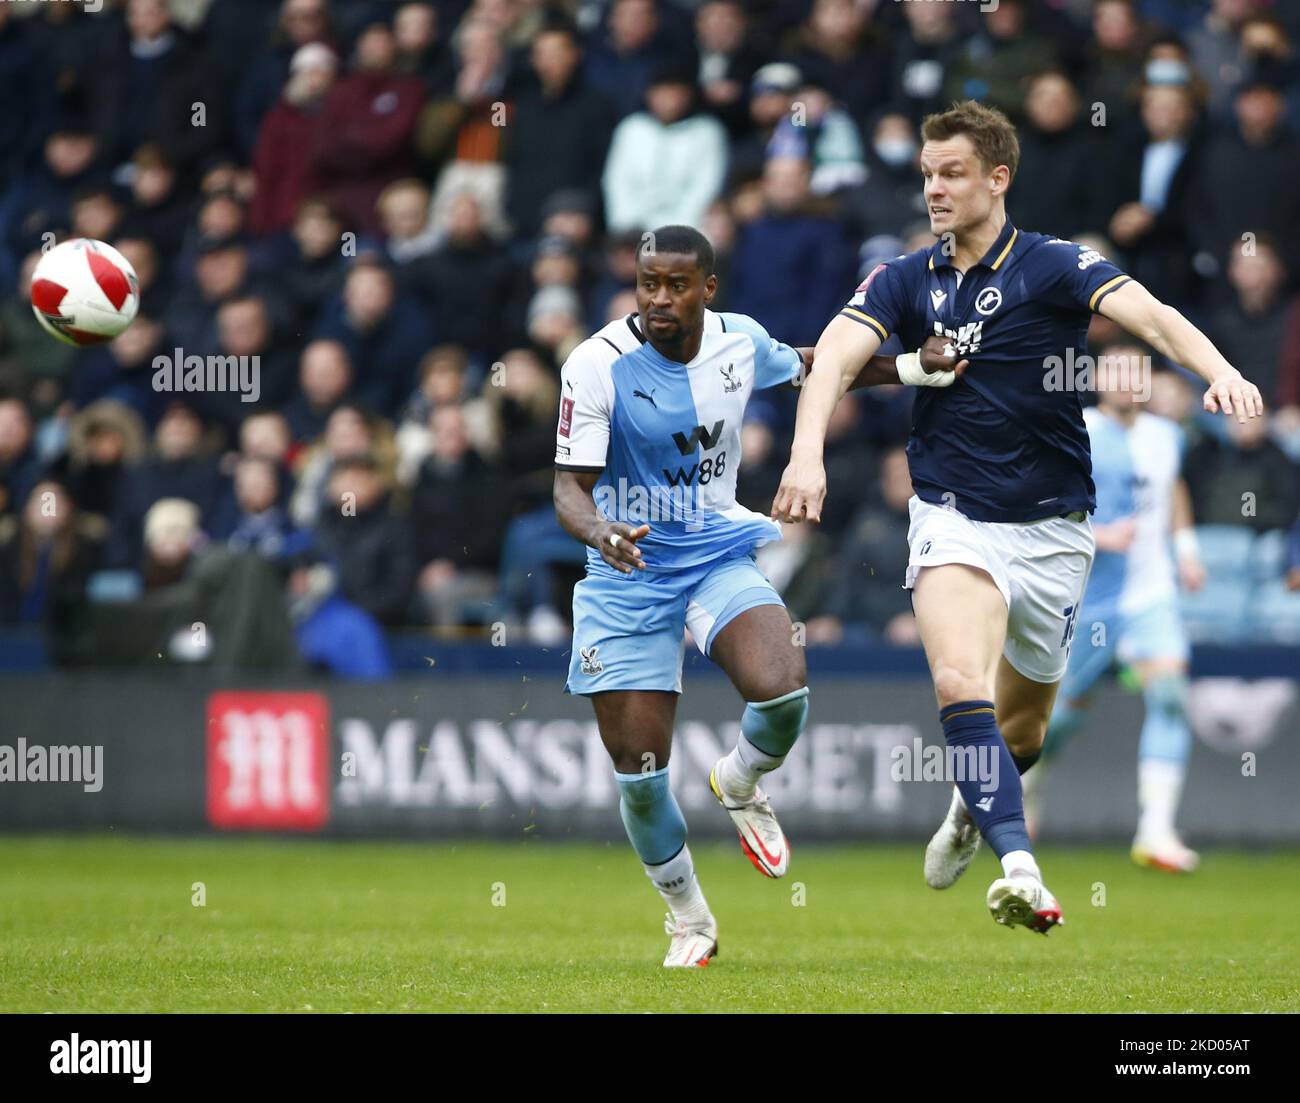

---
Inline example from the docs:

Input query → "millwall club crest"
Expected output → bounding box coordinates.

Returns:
[580,646,603,675]
[975,287,1002,316]
[719,363,741,392]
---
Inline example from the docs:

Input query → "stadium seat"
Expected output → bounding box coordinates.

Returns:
[1244,579,1300,645]
[1192,525,1256,575]
[1248,528,1287,583]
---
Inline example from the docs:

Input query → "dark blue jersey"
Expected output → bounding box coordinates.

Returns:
[840,221,1132,523]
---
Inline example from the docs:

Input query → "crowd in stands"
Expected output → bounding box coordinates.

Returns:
[2,0,1300,674]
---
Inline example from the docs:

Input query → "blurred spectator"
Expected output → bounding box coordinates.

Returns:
[51,400,147,525]
[729,61,800,182]
[0,396,38,518]
[227,455,302,560]
[1208,237,1291,409]
[249,42,338,237]
[888,0,963,122]
[842,113,927,242]
[376,178,440,271]
[283,338,354,443]
[1195,62,1300,273]
[410,191,516,362]
[786,0,889,124]
[106,403,233,568]
[290,402,394,528]
[119,145,189,260]
[67,318,167,433]
[502,18,614,239]
[727,155,855,347]
[315,259,436,414]
[289,553,393,678]
[807,446,918,645]
[411,404,509,626]
[393,1,457,99]
[483,345,560,512]
[693,1,764,136]
[0,125,100,293]
[1184,411,1300,533]
[0,479,102,639]
[420,17,510,236]
[1083,0,1150,113]
[313,453,415,625]
[585,0,670,121]
[1012,71,1101,238]
[1096,81,1204,307]
[765,81,866,196]
[311,22,426,235]
[236,0,336,159]
[395,345,495,482]
[281,197,349,329]
[602,64,728,232]
[943,0,1059,120]
[92,0,224,172]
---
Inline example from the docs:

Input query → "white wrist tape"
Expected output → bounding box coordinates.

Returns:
[1173,528,1199,562]
[897,350,956,388]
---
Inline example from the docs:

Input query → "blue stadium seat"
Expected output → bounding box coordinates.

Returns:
[1180,581,1251,644]
[1192,525,1256,575]
[1248,529,1287,583]
[1244,579,1300,645]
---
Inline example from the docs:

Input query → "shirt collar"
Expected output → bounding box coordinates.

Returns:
[928,219,1019,273]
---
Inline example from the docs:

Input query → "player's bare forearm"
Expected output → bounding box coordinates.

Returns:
[790,316,880,457]
[783,346,899,391]
[1099,280,1263,419]
[553,468,648,572]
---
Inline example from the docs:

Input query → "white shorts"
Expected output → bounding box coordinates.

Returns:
[904,495,1096,684]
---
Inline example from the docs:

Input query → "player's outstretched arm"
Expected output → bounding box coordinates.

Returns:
[772,315,881,523]
[554,468,649,573]
[1098,280,1263,421]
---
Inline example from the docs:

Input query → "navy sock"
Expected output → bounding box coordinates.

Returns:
[1012,750,1040,775]
[940,700,1032,859]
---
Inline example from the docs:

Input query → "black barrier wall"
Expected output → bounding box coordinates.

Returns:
[0,673,1296,842]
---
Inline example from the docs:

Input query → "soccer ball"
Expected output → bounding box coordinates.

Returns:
[30,238,140,347]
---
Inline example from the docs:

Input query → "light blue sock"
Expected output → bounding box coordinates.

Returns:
[615,766,687,866]
[740,686,810,759]
[1139,674,1192,765]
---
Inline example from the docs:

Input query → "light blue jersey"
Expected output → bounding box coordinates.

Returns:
[555,310,803,572]
[555,310,802,694]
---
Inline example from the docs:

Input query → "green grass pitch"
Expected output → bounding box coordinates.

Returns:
[1,835,1296,1013]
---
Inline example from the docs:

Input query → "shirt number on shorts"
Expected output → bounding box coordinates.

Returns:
[1060,604,1078,650]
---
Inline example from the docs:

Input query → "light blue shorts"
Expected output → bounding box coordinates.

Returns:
[565,551,784,695]
[1060,598,1190,702]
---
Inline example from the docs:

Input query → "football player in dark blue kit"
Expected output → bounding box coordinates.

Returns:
[773,100,1263,934]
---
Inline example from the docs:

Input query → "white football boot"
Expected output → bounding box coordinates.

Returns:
[709,762,790,878]
[986,873,1064,935]
[924,786,981,888]
[1131,833,1199,873]
[662,913,718,967]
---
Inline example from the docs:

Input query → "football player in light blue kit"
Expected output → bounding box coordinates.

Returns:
[1024,344,1206,872]
[553,224,959,966]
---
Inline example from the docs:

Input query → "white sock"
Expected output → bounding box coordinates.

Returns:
[1137,758,1185,841]
[1000,849,1041,881]
[644,845,711,925]
[715,735,783,802]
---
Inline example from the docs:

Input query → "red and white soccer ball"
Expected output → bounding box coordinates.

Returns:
[30,238,140,347]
